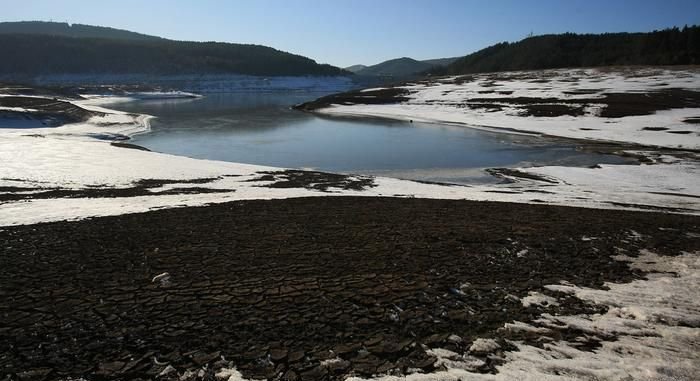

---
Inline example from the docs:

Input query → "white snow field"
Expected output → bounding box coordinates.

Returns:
[318,67,700,150]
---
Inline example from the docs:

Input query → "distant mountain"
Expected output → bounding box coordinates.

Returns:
[355,57,436,77]
[0,21,347,77]
[344,64,368,73]
[0,21,161,41]
[442,26,700,75]
[351,56,462,78]
[420,56,461,67]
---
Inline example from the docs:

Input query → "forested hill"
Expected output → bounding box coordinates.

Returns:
[355,57,436,77]
[0,22,346,77]
[440,26,700,75]
[0,21,161,41]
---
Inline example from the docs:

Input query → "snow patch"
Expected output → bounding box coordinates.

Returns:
[347,250,700,381]
[468,338,500,354]
[521,292,560,308]
[215,367,252,381]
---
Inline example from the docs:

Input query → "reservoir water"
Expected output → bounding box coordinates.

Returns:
[113,92,632,184]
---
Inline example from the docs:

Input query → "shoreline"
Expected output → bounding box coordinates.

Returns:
[312,107,700,154]
[297,67,700,151]
[2,82,700,227]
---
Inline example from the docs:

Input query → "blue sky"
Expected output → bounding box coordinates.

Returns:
[2,0,698,67]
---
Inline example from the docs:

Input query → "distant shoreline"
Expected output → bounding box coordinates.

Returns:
[297,66,700,151]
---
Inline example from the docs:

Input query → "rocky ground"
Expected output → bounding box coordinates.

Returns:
[1,197,698,381]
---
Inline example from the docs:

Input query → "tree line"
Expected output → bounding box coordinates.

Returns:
[432,26,700,75]
[0,34,346,77]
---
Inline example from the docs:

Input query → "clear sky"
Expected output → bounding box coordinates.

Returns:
[2,0,698,67]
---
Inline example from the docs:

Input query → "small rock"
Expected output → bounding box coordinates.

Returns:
[505,294,520,302]
[96,361,125,376]
[283,370,300,381]
[192,351,220,366]
[469,338,500,354]
[152,272,171,286]
[364,335,384,347]
[270,348,288,362]
[288,350,305,363]
[413,355,437,369]
[158,365,176,377]
[300,365,327,380]
[321,358,350,374]
[17,368,52,381]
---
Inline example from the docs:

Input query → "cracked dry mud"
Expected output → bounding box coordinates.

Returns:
[1,197,698,381]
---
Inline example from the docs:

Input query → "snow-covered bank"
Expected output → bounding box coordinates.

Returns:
[0,93,159,138]
[1,132,699,226]
[340,249,700,381]
[315,67,700,150]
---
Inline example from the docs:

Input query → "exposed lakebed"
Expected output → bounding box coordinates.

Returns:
[111,92,633,184]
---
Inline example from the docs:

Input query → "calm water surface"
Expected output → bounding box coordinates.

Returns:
[112,92,631,184]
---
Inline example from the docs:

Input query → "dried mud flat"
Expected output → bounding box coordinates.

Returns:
[1,197,699,381]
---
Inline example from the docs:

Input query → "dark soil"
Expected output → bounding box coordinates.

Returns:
[0,177,229,203]
[561,89,603,95]
[518,104,586,117]
[597,89,700,118]
[1,197,698,380]
[485,168,558,184]
[246,170,376,192]
[110,142,151,151]
[293,88,410,112]
[467,89,700,118]
[465,103,504,112]
[0,96,99,127]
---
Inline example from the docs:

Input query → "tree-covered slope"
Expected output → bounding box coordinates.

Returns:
[0,22,346,77]
[344,64,368,73]
[443,26,700,75]
[0,21,161,41]
[355,57,437,77]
